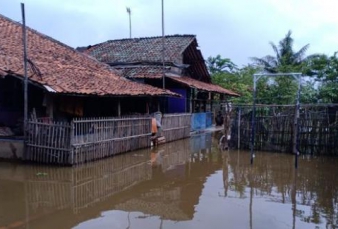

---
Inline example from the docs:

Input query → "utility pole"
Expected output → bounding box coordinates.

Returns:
[21,3,28,159]
[161,0,165,89]
[126,7,131,38]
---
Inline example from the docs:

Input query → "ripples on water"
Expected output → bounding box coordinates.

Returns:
[0,132,337,229]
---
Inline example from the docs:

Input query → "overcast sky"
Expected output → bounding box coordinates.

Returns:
[1,0,338,67]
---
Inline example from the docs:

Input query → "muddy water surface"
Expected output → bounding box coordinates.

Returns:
[1,132,338,229]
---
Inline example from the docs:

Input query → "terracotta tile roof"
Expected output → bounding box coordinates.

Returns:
[83,35,196,63]
[116,65,238,96]
[120,66,164,79]
[167,76,240,96]
[0,14,178,97]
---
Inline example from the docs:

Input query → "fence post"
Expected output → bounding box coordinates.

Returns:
[237,108,241,149]
[70,120,75,165]
[293,75,301,168]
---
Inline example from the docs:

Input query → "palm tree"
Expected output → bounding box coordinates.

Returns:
[251,30,309,73]
[250,31,310,104]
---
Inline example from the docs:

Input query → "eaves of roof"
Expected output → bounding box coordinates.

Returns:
[167,76,240,96]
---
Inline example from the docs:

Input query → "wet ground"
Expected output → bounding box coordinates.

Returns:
[1,132,338,229]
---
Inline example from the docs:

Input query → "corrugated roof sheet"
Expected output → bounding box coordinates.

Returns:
[0,14,178,97]
[83,35,196,63]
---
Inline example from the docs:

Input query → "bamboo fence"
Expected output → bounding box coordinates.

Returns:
[71,117,152,164]
[26,113,193,165]
[230,104,338,155]
[161,113,191,142]
[26,118,71,164]
[26,116,152,165]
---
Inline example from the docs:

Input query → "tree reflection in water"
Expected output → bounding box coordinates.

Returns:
[221,149,338,228]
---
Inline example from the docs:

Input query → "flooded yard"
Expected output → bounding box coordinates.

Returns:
[1,132,338,229]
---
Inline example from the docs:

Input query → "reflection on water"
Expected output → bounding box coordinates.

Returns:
[0,132,338,229]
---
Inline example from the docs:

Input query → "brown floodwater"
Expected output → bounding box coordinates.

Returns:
[1,132,338,229]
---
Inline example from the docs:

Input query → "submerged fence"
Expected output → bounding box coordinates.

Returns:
[230,104,338,155]
[26,113,192,165]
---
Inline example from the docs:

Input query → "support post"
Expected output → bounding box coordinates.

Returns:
[146,99,150,114]
[210,93,213,113]
[118,99,121,117]
[189,88,193,113]
[293,75,301,168]
[161,0,165,89]
[237,107,241,149]
[250,75,257,165]
[70,120,74,165]
[46,94,54,119]
[21,3,28,160]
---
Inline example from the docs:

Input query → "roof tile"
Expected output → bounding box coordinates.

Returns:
[83,35,196,63]
[118,65,239,96]
[0,14,177,97]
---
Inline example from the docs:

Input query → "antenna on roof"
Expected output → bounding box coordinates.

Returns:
[126,7,131,38]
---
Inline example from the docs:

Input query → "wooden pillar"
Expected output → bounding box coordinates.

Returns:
[44,93,53,118]
[220,94,225,112]
[146,99,150,114]
[190,88,194,113]
[203,100,206,112]
[118,99,121,117]
[210,93,213,113]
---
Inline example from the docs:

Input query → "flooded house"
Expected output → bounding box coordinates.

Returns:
[0,14,179,164]
[79,35,239,131]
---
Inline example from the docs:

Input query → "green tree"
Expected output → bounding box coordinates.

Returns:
[206,55,238,74]
[251,31,310,104]
[251,30,309,73]
[300,81,319,103]
[206,56,259,104]
[305,52,338,103]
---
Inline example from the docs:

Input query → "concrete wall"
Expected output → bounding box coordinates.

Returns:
[0,139,24,160]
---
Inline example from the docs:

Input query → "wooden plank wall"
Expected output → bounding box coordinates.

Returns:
[161,113,191,142]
